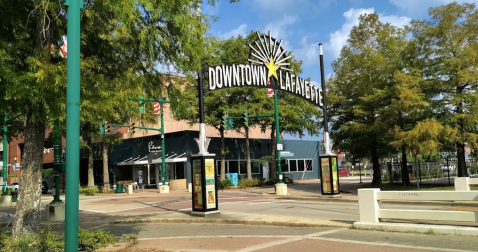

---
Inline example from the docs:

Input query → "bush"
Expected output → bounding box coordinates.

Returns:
[219,179,233,189]
[79,187,98,195]
[239,178,266,189]
[42,168,54,179]
[78,227,117,252]
[40,227,64,252]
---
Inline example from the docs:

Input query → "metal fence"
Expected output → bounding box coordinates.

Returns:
[379,159,478,186]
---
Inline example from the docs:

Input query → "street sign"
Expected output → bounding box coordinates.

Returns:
[277,144,283,151]
[281,151,294,157]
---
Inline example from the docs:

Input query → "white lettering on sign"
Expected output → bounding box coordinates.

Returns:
[207,64,323,107]
[148,141,162,153]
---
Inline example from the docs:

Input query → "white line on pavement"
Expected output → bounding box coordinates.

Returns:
[309,236,472,252]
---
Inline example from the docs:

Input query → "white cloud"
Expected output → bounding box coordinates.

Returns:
[293,36,320,66]
[219,24,248,39]
[263,15,297,50]
[324,8,411,59]
[389,0,478,16]
[202,1,221,16]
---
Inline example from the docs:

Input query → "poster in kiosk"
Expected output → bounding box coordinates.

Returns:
[191,155,219,215]
[320,155,340,196]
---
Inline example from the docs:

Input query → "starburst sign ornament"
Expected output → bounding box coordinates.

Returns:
[248,31,292,81]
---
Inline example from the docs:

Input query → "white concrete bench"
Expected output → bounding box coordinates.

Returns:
[455,177,478,191]
[357,188,478,223]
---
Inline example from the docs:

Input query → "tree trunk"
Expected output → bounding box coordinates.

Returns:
[270,123,277,180]
[220,128,226,181]
[401,145,410,186]
[371,140,381,186]
[102,142,110,192]
[245,127,251,179]
[457,142,468,177]
[87,140,95,188]
[12,109,45,238]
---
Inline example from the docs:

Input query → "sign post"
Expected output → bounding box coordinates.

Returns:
[63,0,83,250]
[318,43,340,197]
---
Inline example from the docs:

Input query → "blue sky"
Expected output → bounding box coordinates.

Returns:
[202,0,478,140]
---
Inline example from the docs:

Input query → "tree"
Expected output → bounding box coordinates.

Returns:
[328,13,412,185]
[410,2,478,177]
[2,0,219,238]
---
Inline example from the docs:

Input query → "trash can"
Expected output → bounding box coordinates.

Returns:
[115,184,124,193]
[126,184,133,195]
[11,191,18,202]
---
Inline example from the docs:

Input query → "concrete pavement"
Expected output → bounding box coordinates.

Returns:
[1,177,478,251]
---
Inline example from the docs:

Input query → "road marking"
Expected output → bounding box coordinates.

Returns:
[79,209,107,213]
[309,236,472,252]
[229,237,303,252]
[305,228,346,237]
[246,200,296,205]
[105,199,191,213]
[137,235,473,252]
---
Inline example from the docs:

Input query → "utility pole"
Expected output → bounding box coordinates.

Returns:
[63,0,83,250]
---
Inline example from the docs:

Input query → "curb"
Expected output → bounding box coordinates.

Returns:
[353,222,478,237]
[110,218,352,229]
[272,195,478,207]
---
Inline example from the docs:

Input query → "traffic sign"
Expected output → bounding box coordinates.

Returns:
[281,151,294,157]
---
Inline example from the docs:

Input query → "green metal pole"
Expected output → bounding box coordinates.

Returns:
[52,119,62,203]
[65,0,82,250]
[2,111,7,195]
[161,102,166,184]
[272,79,283,184]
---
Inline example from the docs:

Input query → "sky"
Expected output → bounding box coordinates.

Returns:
[202,0,478,141]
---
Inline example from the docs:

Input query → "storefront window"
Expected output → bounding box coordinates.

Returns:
[251,162,260,174]
[298,160,305,171]
[239,161,247,174]
[229,161,239,174]
[306,160,312,171]
[289,160,297,172]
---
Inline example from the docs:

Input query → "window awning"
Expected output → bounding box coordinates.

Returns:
[116,152,187,166]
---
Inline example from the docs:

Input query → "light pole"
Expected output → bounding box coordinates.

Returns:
[63,0,83,251]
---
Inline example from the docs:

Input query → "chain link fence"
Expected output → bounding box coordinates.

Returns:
[380,158,478,186]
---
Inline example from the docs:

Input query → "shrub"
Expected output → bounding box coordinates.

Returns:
[40,227,64,252]
[79,187,98,195]
[42,168,54,179]
[239,179,255,189]
[219,179,233,189]
[78,227,117,252]
[238,178,266,189]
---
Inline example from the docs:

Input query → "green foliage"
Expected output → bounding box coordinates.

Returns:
[219,179,233,189]
[78,228,117,252]
[0,227,63,252]
[42,168,54,179]
[239,178,265,189]
[79,187,98,195]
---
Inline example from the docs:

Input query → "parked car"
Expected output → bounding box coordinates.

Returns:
[6,181,49,194]
[338,168,350,177]
[6,182,19,191]
[42,181,48,194]
[440,164,455,172]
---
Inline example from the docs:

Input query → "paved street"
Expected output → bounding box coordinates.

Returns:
[1,178,477,251]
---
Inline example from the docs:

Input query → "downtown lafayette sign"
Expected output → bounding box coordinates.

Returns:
[206,31,324,108]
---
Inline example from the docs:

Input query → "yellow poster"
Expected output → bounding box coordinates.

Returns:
[205,159,216,209]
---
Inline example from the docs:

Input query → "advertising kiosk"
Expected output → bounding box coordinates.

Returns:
[191,154,219,216]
